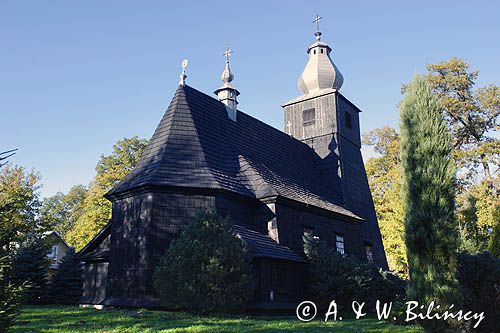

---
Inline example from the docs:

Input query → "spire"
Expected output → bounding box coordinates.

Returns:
[214,47,240,121]
[179,59,188,86]
[297,15,343,94]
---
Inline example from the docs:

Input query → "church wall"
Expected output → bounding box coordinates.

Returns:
[106,189,259,306]
[338,135,388,268]
[106,192,154,305]
[274,202,365,260]
[250,258,304,305]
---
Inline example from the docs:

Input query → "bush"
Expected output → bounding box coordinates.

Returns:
[153,210,252,313]
[9,235,51,304]
[48,248,83,304]
[303,234,406,311]
[456,251,500,332]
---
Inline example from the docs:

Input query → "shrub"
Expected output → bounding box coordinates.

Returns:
[303,234,406,310]
[153,210,252,313]
[48,248,83,304]
[456,251,500,332]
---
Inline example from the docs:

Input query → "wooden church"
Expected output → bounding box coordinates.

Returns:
[78,23,388,309]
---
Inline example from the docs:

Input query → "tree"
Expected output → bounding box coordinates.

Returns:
[425,58,499,186]
[0,150,25,332]
[153,210,251,313]
[66,137,148,250]
[8,235,51,304]
[40,185,87,238]
[0,165,42,249]
[0,255,24,332]
[48,248,82,304]
[303,234,406,310]
[400,75,459,331]
[363,127,407,276]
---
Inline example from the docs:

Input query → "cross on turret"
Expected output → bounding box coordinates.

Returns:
[223,47,232,62]
[313,14,322,32]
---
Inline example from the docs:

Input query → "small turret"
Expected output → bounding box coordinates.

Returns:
[214,48,240,121]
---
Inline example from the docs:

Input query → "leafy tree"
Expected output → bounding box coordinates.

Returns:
[0,165,42,249]
[66,137,148,250]
[303,234,406,311]
[363,127,407,276]
[153,210,252,313]
[400,75,459,331]
[8,235,51,304]
[40,185,87,238]
[48,248,82,304]
[425,58,499,186]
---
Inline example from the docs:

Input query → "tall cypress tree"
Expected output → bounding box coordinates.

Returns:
[400,75,459,331]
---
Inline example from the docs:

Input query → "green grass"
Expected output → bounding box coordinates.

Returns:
[10,305,423,333]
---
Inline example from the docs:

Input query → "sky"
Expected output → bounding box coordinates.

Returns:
[1,1,499,198]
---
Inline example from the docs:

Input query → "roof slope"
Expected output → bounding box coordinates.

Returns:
[108,85,359,219]
[234,225,304,262]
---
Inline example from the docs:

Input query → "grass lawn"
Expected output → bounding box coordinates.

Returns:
[10,305,423,333]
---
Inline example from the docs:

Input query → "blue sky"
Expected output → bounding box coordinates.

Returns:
[1,1,499,198]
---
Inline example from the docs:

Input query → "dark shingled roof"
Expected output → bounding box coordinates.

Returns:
[107,85,360,220]
[233,225,304,262]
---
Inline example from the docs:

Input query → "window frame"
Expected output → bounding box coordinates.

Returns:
[335,234,345,255]
[303,108,316,126]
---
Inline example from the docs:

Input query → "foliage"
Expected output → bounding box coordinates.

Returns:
[40,185,87,239]
[153,211,252,313]
[66,136,148,250]
[363,127,407,276]
[489,222,500,257]
[425,58,499,185]
[0,254,24,332]
[8,235,51,304]
[400,75,459,331]
[0,165,42,249]
[456,252,500,332]
[10,305,423,333]
[303,234,406,311]
[48,248,83,304]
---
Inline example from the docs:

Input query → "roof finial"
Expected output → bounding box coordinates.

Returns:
[179,59,188,86]
[313,14,322,40]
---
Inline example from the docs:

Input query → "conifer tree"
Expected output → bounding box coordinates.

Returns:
[400,75,459,331]
[48,248,82,304]
[9,235,51,304]
[153,210,251,313]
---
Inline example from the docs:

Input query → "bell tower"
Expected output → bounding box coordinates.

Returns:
[282,16,387,268]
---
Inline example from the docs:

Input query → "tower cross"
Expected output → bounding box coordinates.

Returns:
[223,47,233,62]
[313,14,322,31]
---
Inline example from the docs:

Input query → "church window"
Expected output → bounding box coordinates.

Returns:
[303,108,315,126]
[345,111,352,129]
[313,49,316,54]
[335,234,345,255]
[365,244,374,263]
[320,48,324,54]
